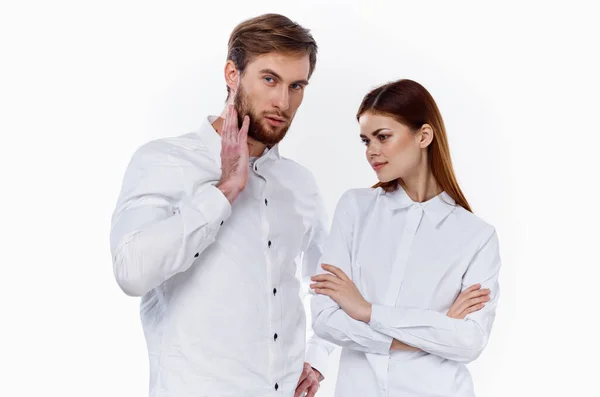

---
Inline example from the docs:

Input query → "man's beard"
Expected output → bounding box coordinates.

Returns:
[233,84,291,146]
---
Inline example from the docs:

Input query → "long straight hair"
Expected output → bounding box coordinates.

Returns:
[356,79,472,212]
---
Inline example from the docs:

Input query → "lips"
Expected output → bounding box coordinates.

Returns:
[264,116,286,127]
[372,162,387,171]
[265,117,284,127]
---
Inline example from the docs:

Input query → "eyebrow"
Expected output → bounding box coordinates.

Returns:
[259,68,309,86]
[359,128,390,138]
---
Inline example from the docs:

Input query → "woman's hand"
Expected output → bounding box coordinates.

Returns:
[310,264,372,323]
[446,283,491,319]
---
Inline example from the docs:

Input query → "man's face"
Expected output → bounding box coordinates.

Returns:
[233,52,310,146]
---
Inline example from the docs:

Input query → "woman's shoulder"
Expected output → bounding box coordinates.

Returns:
[452,205,497,241]
[338,187,381,206]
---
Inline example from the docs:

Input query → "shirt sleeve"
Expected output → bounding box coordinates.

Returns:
[300,187,338,379]
[368,226,502,363]
[109,142,231,297]
[310,190,394,356]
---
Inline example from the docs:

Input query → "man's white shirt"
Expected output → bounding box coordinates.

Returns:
[110,116,334,397]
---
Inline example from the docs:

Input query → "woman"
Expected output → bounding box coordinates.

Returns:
[310,79,501,396]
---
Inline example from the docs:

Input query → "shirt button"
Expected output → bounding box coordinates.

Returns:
[274,333,278,341]
[273,288,277,295]
[268,240,272,248]
[265,198,268,206]
[254,165,258,171]
[194,253,199,258]
[274,383,279,391]
[220,221,224,226]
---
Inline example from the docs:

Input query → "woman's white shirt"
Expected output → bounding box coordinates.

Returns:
[311,186,501,397]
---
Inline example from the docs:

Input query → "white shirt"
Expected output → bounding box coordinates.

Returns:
[110,116,334,397]
[311,187,501,397]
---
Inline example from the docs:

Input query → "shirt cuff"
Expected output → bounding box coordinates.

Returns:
[305,342,329,381]
[183,184,232,228]
[369,304,394,331]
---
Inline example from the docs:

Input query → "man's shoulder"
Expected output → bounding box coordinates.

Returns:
[130,131,214,166]
[276,156,319,188]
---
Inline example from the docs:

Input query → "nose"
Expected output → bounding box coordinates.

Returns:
[273,87,290,112]
[366,143,379,158]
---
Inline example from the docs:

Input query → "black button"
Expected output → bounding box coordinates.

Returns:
[194,253,199,258]
[274,383,279,391]
[265,198,268,206]
[274,333,278,341]
[273,288,277,295]
[268,240,272,248]
[220,221,223,226]
[254,165,258,171]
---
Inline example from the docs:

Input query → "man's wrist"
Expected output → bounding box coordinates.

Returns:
[216,180,242,203]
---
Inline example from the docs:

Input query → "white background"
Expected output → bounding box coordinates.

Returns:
[1,1,598,396]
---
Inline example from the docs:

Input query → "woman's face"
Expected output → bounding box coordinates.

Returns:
[358,112,429,183]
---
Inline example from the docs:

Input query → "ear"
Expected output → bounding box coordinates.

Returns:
[224,60,240,97]
[418,124,435,149]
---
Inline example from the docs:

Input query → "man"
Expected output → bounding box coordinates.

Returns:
[110,13,334,397]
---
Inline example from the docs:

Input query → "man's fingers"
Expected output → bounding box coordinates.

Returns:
[306,383,319,397]
[311,274,342,284]
[223,105,233,140]
[313,288,336,298]
[230,107,239,142]
[294,378,311,397]
[239,115,249,142]
[310,281,339,291]
[296,370,308,387]
[321,263,350,281]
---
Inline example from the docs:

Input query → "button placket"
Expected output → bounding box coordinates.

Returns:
[259,168,279,386]
[384,206,424,306]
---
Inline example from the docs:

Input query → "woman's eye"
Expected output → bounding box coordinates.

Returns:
[361,139,369,146]
[265,77,275,83]
[378,135,389,141]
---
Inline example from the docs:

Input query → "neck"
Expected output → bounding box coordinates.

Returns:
[399,158,441,203]
[211,107,268,158]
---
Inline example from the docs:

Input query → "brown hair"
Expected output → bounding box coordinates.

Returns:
[356,79,473,212]
[226,13,318,99]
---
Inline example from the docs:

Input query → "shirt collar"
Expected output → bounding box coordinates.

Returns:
[381,185,457,226]
[198,115,281,162]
